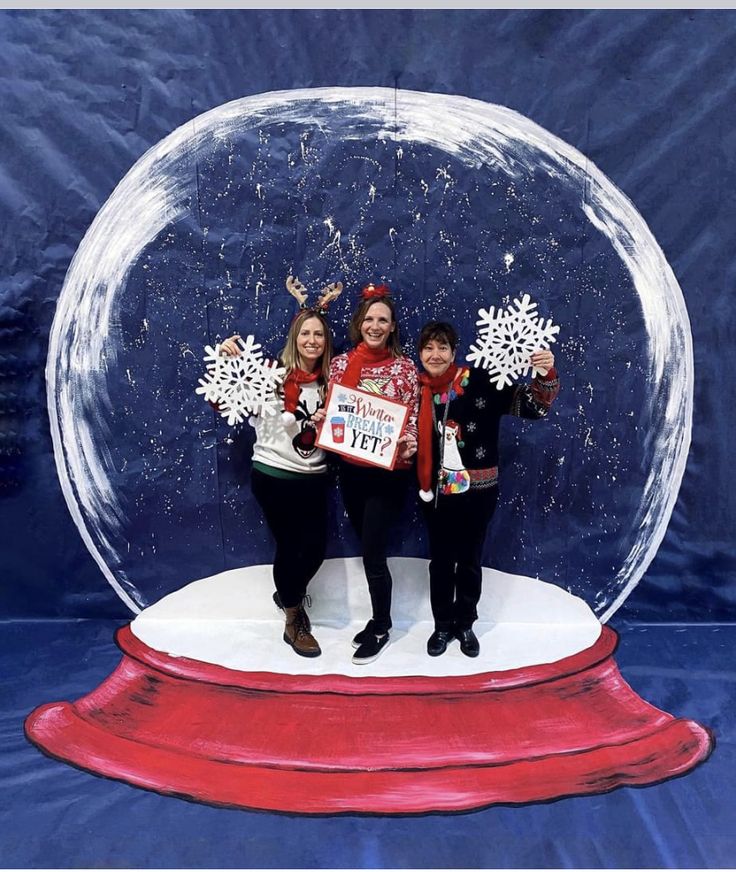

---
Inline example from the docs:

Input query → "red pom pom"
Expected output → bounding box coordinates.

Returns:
[362,282,392,300]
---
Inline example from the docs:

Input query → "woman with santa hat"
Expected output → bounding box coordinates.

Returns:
[327,283,419,664]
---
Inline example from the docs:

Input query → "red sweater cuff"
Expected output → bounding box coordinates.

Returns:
[536,366,558,382]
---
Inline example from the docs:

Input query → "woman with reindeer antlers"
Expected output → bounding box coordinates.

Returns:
[220,277,342,658]
[415,320,559,659]
[325,283,420,665]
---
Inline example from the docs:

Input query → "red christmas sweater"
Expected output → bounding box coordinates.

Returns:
[329,352,420,470]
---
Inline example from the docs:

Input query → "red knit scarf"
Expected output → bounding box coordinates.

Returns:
[417,363,463,495]
[340,342,394,389]
[283,366,322,415]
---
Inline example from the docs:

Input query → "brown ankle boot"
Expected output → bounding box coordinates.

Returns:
[274,591,312,632]
[283,605,321,658]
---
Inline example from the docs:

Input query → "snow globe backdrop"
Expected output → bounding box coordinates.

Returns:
[28,87,712,815]
[48,86,691,620]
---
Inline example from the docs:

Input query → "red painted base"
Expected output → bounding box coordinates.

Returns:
[25,625,713,814]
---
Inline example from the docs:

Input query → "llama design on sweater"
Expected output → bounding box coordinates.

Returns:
[437,420,470,495]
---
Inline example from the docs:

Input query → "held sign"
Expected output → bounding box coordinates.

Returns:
[316,382,409,470]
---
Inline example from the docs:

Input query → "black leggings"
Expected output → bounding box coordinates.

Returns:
[250,467,328,609]
[422,487,499,631]
[338,462,410,633]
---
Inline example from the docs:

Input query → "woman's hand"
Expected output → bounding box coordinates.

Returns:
[310,407,327,426]
[397,433,418,460]
[530,349,555,376]
[220,335,242,357]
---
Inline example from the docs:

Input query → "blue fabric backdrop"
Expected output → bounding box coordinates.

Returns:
[1,9,735,868]
[3,9,735,623]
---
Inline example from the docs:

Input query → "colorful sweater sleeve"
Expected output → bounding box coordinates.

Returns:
[399,359,419,441]
[328,353,348,384]
[508,366,560,419]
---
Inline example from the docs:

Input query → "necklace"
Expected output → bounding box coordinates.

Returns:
[430,399,451,508]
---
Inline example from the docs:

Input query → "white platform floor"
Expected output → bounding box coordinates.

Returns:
[131,557,602,677]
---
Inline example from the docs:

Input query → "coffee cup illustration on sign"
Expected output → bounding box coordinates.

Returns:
[330,416,346,443]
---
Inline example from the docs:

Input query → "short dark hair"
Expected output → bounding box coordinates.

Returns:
[418,321,458,353]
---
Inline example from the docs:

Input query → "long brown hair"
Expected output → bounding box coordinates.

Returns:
[347,295,403,358]
[279,310,333,391]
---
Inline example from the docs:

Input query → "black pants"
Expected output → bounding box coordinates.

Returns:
[338,462,410,634]
[422,487,499,631]
[250,467,328,609]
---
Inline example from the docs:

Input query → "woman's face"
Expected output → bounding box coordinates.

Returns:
[296,317,327,369]
[360,302,395,350]
[420,338,456,378]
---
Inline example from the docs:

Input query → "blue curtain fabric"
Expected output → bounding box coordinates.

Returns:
[1,10,734,867]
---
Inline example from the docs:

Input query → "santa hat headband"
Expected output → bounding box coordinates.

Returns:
[286,275,343,315]
[361,282,392,300]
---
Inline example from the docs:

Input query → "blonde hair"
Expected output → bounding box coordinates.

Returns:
[279,309,333,389]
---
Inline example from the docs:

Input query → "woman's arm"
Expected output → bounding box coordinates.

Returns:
[328,353,349,384]
[507,351,560,419]
[396,359,419,459]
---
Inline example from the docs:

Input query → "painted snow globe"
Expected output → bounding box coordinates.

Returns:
[27,88,711,813]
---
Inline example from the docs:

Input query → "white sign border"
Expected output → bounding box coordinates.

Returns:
[316,382,410,471]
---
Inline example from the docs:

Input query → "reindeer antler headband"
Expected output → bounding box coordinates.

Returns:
[286,275,343,314]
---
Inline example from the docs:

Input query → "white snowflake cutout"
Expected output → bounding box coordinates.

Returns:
[466,293,560,389]
[195,335,286,426]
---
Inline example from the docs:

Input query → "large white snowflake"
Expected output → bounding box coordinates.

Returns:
[195,335,286,425]
[466,293,560,389]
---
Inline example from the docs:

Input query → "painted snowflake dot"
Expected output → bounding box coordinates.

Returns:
[195,335,286,426]
[467,294,560,389]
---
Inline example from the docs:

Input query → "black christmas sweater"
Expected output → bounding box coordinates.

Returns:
[426,365,560,494]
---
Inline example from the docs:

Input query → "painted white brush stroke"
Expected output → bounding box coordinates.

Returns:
[48,87,692,619]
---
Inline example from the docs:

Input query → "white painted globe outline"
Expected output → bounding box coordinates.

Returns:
[47,86,693,620]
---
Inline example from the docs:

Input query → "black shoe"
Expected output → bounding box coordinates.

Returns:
[456,627,480,658]
[352,632,390,664]
[427,629,454,657]
[351,619,377,649]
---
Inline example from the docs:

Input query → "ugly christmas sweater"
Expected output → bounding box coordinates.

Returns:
[420,365,560,496]
[329,352,419,470]
[251,381,327,475]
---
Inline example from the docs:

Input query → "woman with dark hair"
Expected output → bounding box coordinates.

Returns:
[327,283,419,664]
[416,320,559,658]
[220,279,341,658]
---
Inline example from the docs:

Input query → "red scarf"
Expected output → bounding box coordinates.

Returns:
[417,363,463,496]
[341,342,394,389]
[283,366,322,415]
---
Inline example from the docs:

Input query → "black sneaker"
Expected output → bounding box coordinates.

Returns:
[352,631,390,665]
[351,619,376,649]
